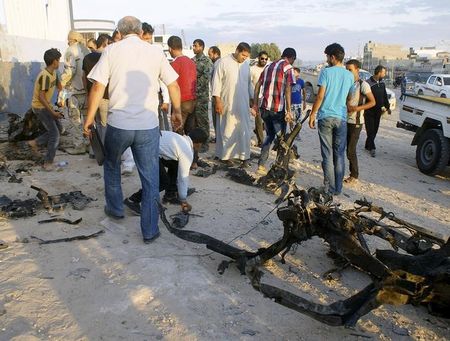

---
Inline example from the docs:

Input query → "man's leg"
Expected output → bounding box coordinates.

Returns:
[131,127,160,240]
[258,109,276,167]
[364,112,375,151]
[346,123,362,179]
[255,114,264,147]
[371,111,382,150]
[318,118,335,194]
[33,108,60,162]
[332,119,347,195]
[195,98,210,141]
[161,159,178,196]
[103,125,133,217]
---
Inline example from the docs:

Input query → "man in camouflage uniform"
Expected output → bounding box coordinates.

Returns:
[59,30,90,154]
[192,39,213,153]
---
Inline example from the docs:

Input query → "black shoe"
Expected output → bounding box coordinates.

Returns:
[143,232,160,244]
[162,193,180,204]
[124,198,141,215]
[104,206,124,220]
[187,188,196,197]
[370,149,376,157]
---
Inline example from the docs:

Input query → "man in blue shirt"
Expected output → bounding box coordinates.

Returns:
[308,43,354,195]
[291,67,306,123]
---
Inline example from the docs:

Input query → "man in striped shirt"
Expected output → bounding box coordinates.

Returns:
[252,48,297,174]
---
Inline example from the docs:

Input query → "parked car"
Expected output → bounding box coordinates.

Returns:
[404,72,433,95]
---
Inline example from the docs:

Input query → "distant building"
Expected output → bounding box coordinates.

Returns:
[362,41,409,72]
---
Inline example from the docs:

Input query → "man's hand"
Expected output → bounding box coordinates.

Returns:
[83,118,94,139]
[347,105,357,113]
[309,112,316,129]
[215,97,224,115]
[181,201,192,213]
[171,108,182,131]
[285,111,293,123]
[160,103,169,113]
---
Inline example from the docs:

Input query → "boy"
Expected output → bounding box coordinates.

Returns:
[28,48,63,171]
[291,67,306,123]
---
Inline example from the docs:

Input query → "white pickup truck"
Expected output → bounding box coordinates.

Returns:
[415,74,450,98]
[397,95,450,175]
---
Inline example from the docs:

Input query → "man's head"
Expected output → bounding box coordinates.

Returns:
[345,59,361,80]
[208,46,221,63]
[293,67,301,79]
[87,38,97,52]
[193,39,205,55]
[374,65,386,80]
[67,30,83,46]
[96,34,112,51]
[234,42,251,63]
[43,48,61,68]
[281,48,296,65]
[324,43,345,66]
[141,22,154,43]
[257,51,268,67]
[117,16,142,36]
[188,128,208,151]
[112,30,122,42]
[167,36,183,58]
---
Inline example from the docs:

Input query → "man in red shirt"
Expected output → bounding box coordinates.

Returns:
[168,36,197,135]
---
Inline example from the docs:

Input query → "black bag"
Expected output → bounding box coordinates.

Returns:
[90,124,105,166]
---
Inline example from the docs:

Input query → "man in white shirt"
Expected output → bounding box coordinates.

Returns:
[124,128,208,214]
[83,16,182,244]
[250,51,269,146]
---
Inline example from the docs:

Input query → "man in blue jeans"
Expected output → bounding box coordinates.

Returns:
[309,43,354,195]
[83,16,182,244]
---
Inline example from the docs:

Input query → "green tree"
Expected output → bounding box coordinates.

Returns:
[251,42,281,60]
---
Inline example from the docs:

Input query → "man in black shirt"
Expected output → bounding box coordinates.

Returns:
[364,65,391,157]
[82,34,112,143]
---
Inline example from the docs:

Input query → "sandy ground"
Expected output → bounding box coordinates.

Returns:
[0,91,449,341]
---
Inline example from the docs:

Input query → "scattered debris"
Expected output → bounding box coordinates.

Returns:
[226,168,256,186]
[38,217,82,225]
[67,267,90,279]
[171,212,190,229]
[30,230,104,245]
[0,240,8,250]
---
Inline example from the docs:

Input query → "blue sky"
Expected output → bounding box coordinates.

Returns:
[2,0,449,61]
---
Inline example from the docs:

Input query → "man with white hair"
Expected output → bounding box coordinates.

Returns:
[60,30,90,154]
[83,16,182,244]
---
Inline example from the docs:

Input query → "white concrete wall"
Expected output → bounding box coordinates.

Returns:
[3,0,71,42]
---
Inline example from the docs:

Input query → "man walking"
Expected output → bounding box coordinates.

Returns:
[168,35,197,135]
[252,48,297,174]
[344,59,375,184]
[212,42,254,167]
[308,43,354,195]
[364,65,391,157]
[83,16,182,244]
[192,39,213,152]
[60,30,90,154]
[250,51,269,147]
[208,46,221,140]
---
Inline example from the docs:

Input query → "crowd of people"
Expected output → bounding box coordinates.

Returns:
[28,16,391,243]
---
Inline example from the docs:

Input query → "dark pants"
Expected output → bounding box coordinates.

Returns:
[346,123,362,179]
[130,158,178,203]
[364,110,382,151]
[33,108,60,162]
[254,114,264,146]
[258,109,287,167]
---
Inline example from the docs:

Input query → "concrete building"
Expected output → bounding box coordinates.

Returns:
[362,41,409,73]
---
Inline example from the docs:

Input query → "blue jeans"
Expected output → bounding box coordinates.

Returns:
[318,118,347,195]
[258,108,287,167]
[33,108,60,162]
[103,125,160,239]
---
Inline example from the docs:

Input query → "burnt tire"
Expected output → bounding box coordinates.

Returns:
[417,89,424,95]
[305,84,315,103]
[416,129,450,175]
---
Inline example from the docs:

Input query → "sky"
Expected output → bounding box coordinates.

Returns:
[2,0,449,62]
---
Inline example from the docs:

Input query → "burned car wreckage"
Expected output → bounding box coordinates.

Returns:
[161,116,450,327]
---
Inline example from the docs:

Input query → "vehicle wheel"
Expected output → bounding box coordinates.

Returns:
[416,129,450,175]
[440,94,446,98]
[417,89,424,95]
[305,84,314,103]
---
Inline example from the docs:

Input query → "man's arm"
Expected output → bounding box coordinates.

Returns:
[39,90,62,119]
[284,79,293,123]
[309,85,325,129]
[177,151,192,212]
[251,80,262,116]
[167,81,182,130]
[383,85,391,114]
[83,81,105,137]
[60,51,75,88]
